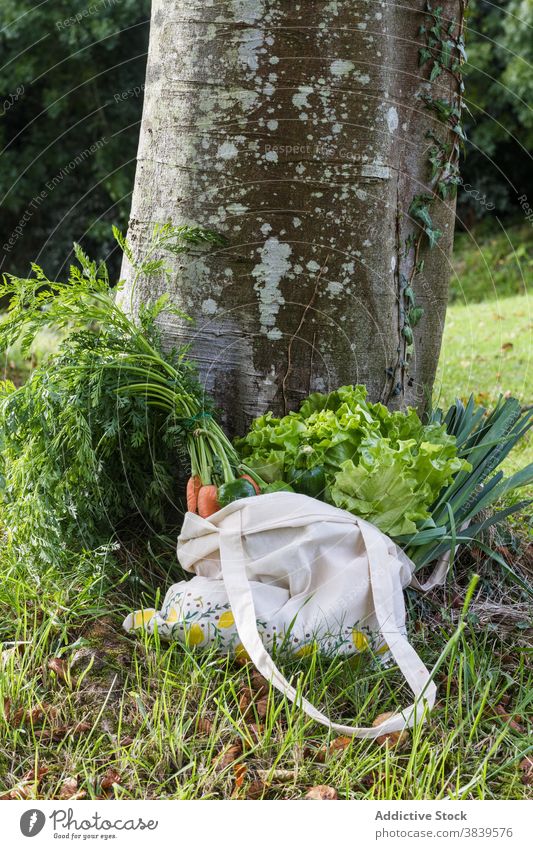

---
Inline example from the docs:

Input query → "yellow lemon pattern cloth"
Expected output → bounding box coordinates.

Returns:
[123,574,389,659]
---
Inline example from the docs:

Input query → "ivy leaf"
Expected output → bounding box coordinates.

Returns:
[456,38,467,62]
[430,62,442,82]
[408,196,443,249]
[419,48,432,66]
[426,227,443,249]
[423,96,454,122]
[440,39,453,68]
[402,325,414,344]
[409,307,424,327]
[404,286,415,305]
[409,196,433,230]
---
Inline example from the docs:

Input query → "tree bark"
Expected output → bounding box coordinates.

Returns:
[121,0,464,435]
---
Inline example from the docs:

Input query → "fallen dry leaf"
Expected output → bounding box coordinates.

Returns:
[22,766,49,783]
[361,771,378,790]
[196,717,213,735]
[246,780,267,799]
[249,670,268,696]
[58,777,77,798]
[372,712,410,747]
[329,736,352,754]
[494,704,525,733]
[215,743,242,770]
[10,707,28,727]
[305,785,338,800]
[0,766,49,800]
[23,706,47,725]
[233,763,247,789]
[257,768,295,783]
[1,647,19,669]
[38,721,91,743]
[58,777,86,800]
[11,703,58,728]
[310,736,352,762]
[238,688,253,716]
[0,781,33,800]
[255,696,269,719]
[520,757,533,786]
[47,657,71,684]
[100,768,121,791]
[309,743,328,763]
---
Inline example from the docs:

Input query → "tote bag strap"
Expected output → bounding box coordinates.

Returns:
[218,511,436,740]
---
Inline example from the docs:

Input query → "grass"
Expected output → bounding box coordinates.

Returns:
[437,220,532,479]
[0,224,531,800]
[0,544,531,800]
[449,220,532,304]
[436,294,532,476]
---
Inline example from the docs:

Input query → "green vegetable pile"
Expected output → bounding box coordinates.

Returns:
[0,226,226,562]
[236,385,471,537]
[1,226,531,592]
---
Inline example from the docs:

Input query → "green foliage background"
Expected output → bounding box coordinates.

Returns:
[0,0,531,274]
[0,0,150,279]
[459,0,533,222]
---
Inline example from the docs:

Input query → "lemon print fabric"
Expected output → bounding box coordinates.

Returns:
[234,643,251,663]
[294,641,317,658]
[352,629,369,652]
[129,609,156,630]
[185,623,205,647]
[122,577,395,661]
[164,607,178,624]
[218,610,235,629]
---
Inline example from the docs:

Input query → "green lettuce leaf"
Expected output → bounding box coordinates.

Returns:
[236,385,469,539]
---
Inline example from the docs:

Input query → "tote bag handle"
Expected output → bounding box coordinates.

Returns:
[218,511,436,740]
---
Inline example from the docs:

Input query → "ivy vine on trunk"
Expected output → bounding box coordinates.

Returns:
[381,0,468,405]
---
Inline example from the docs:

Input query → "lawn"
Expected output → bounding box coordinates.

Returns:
[0,227,531,801]
[437,294,532,477]
[439,221,532,478]
[449,221,532,304]
[0,537,531,800]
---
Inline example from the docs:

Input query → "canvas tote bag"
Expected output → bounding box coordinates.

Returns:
[124,492,445,740]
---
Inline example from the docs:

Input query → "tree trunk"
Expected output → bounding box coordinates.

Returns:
[121,0,465,435]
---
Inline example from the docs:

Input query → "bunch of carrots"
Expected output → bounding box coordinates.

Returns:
[185,423,263,518]
[105,341,266,518]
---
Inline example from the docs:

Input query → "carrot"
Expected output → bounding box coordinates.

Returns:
[186,475,202,513]
[240,474,260,494]
[197,484,220,518]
